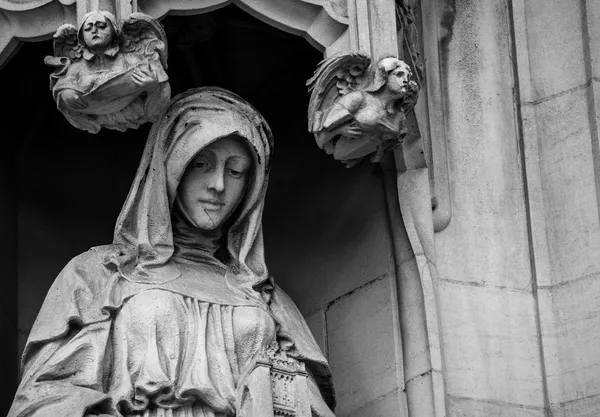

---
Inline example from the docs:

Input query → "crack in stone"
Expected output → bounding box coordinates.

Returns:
[521,77,595,107]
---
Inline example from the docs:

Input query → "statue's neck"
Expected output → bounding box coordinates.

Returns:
[84,44,119,66]
[171,202,224,266]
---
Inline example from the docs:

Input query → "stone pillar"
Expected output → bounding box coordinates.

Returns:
[432,0,574,415]
[512,0,600,414]
[347,0,397,59]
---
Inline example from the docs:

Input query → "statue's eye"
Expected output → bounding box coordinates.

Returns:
[227,169,243,179]
[192,159,210,171]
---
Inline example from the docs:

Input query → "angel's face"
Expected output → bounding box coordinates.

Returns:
[82,14,114,52]
[386,61,412,95]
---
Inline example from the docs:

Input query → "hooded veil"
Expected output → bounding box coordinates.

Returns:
[109,87,272,289]
[9,88,335,417]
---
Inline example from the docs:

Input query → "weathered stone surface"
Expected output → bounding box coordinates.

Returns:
[514,0,587,103]
[522,88,600,287]
[549,394,600,417]
[538,274,600,406]
[439,281,545,408]
[436,0,531,290]
[304,310,326,354]
[394,168,444,416]
[446,395,545,417]
[513,3,600,415]
[326,275,403,416]
[586,3,600,80]
[591,80,600,200]
[345,388,408,417]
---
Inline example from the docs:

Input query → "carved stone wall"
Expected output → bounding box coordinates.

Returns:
[513,1,600,414]
[433,1,542,412]
[433,0,600,415]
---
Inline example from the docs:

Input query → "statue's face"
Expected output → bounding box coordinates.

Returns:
[386,61,412,95]
[178,136,252,231]
[82,14,114,52]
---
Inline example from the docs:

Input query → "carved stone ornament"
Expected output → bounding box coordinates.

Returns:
[307,52,419,167]
[237,342,312,416]
[44,11,171,133]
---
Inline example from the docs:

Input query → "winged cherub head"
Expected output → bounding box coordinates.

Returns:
[379,57,415,97]
[364,56,417,100]
[78,11,119,57]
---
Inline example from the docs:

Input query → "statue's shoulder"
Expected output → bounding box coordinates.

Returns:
[55,245,118,289]
[24,246,119,353]
[68,244,112,266]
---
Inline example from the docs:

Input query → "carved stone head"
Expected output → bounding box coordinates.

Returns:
[380,57,413,96]
[177,135,253,231]
[78,11,119,56]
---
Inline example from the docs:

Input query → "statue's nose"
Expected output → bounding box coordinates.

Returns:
[207,169,225,193]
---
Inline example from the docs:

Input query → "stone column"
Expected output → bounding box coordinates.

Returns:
[433,0,549,414]
[512,0,600,414]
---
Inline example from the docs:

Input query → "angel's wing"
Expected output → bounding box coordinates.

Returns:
[52,24,83,60]
[120,13,168,69]
[306,52,371,133]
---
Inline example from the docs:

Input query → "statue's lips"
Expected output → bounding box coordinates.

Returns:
[198,200,224,210]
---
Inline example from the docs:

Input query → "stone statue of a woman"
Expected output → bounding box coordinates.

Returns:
[8,88,335,417]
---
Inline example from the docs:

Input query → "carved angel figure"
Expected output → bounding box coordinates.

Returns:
[307,52,419,166]
[44,11,171,133]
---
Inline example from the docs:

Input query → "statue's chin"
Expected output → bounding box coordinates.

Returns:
[191,213,224,231]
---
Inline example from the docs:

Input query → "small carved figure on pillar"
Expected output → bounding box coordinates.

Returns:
[307,52,419,166]
[44,11,171,133]
[8,88,335,417]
